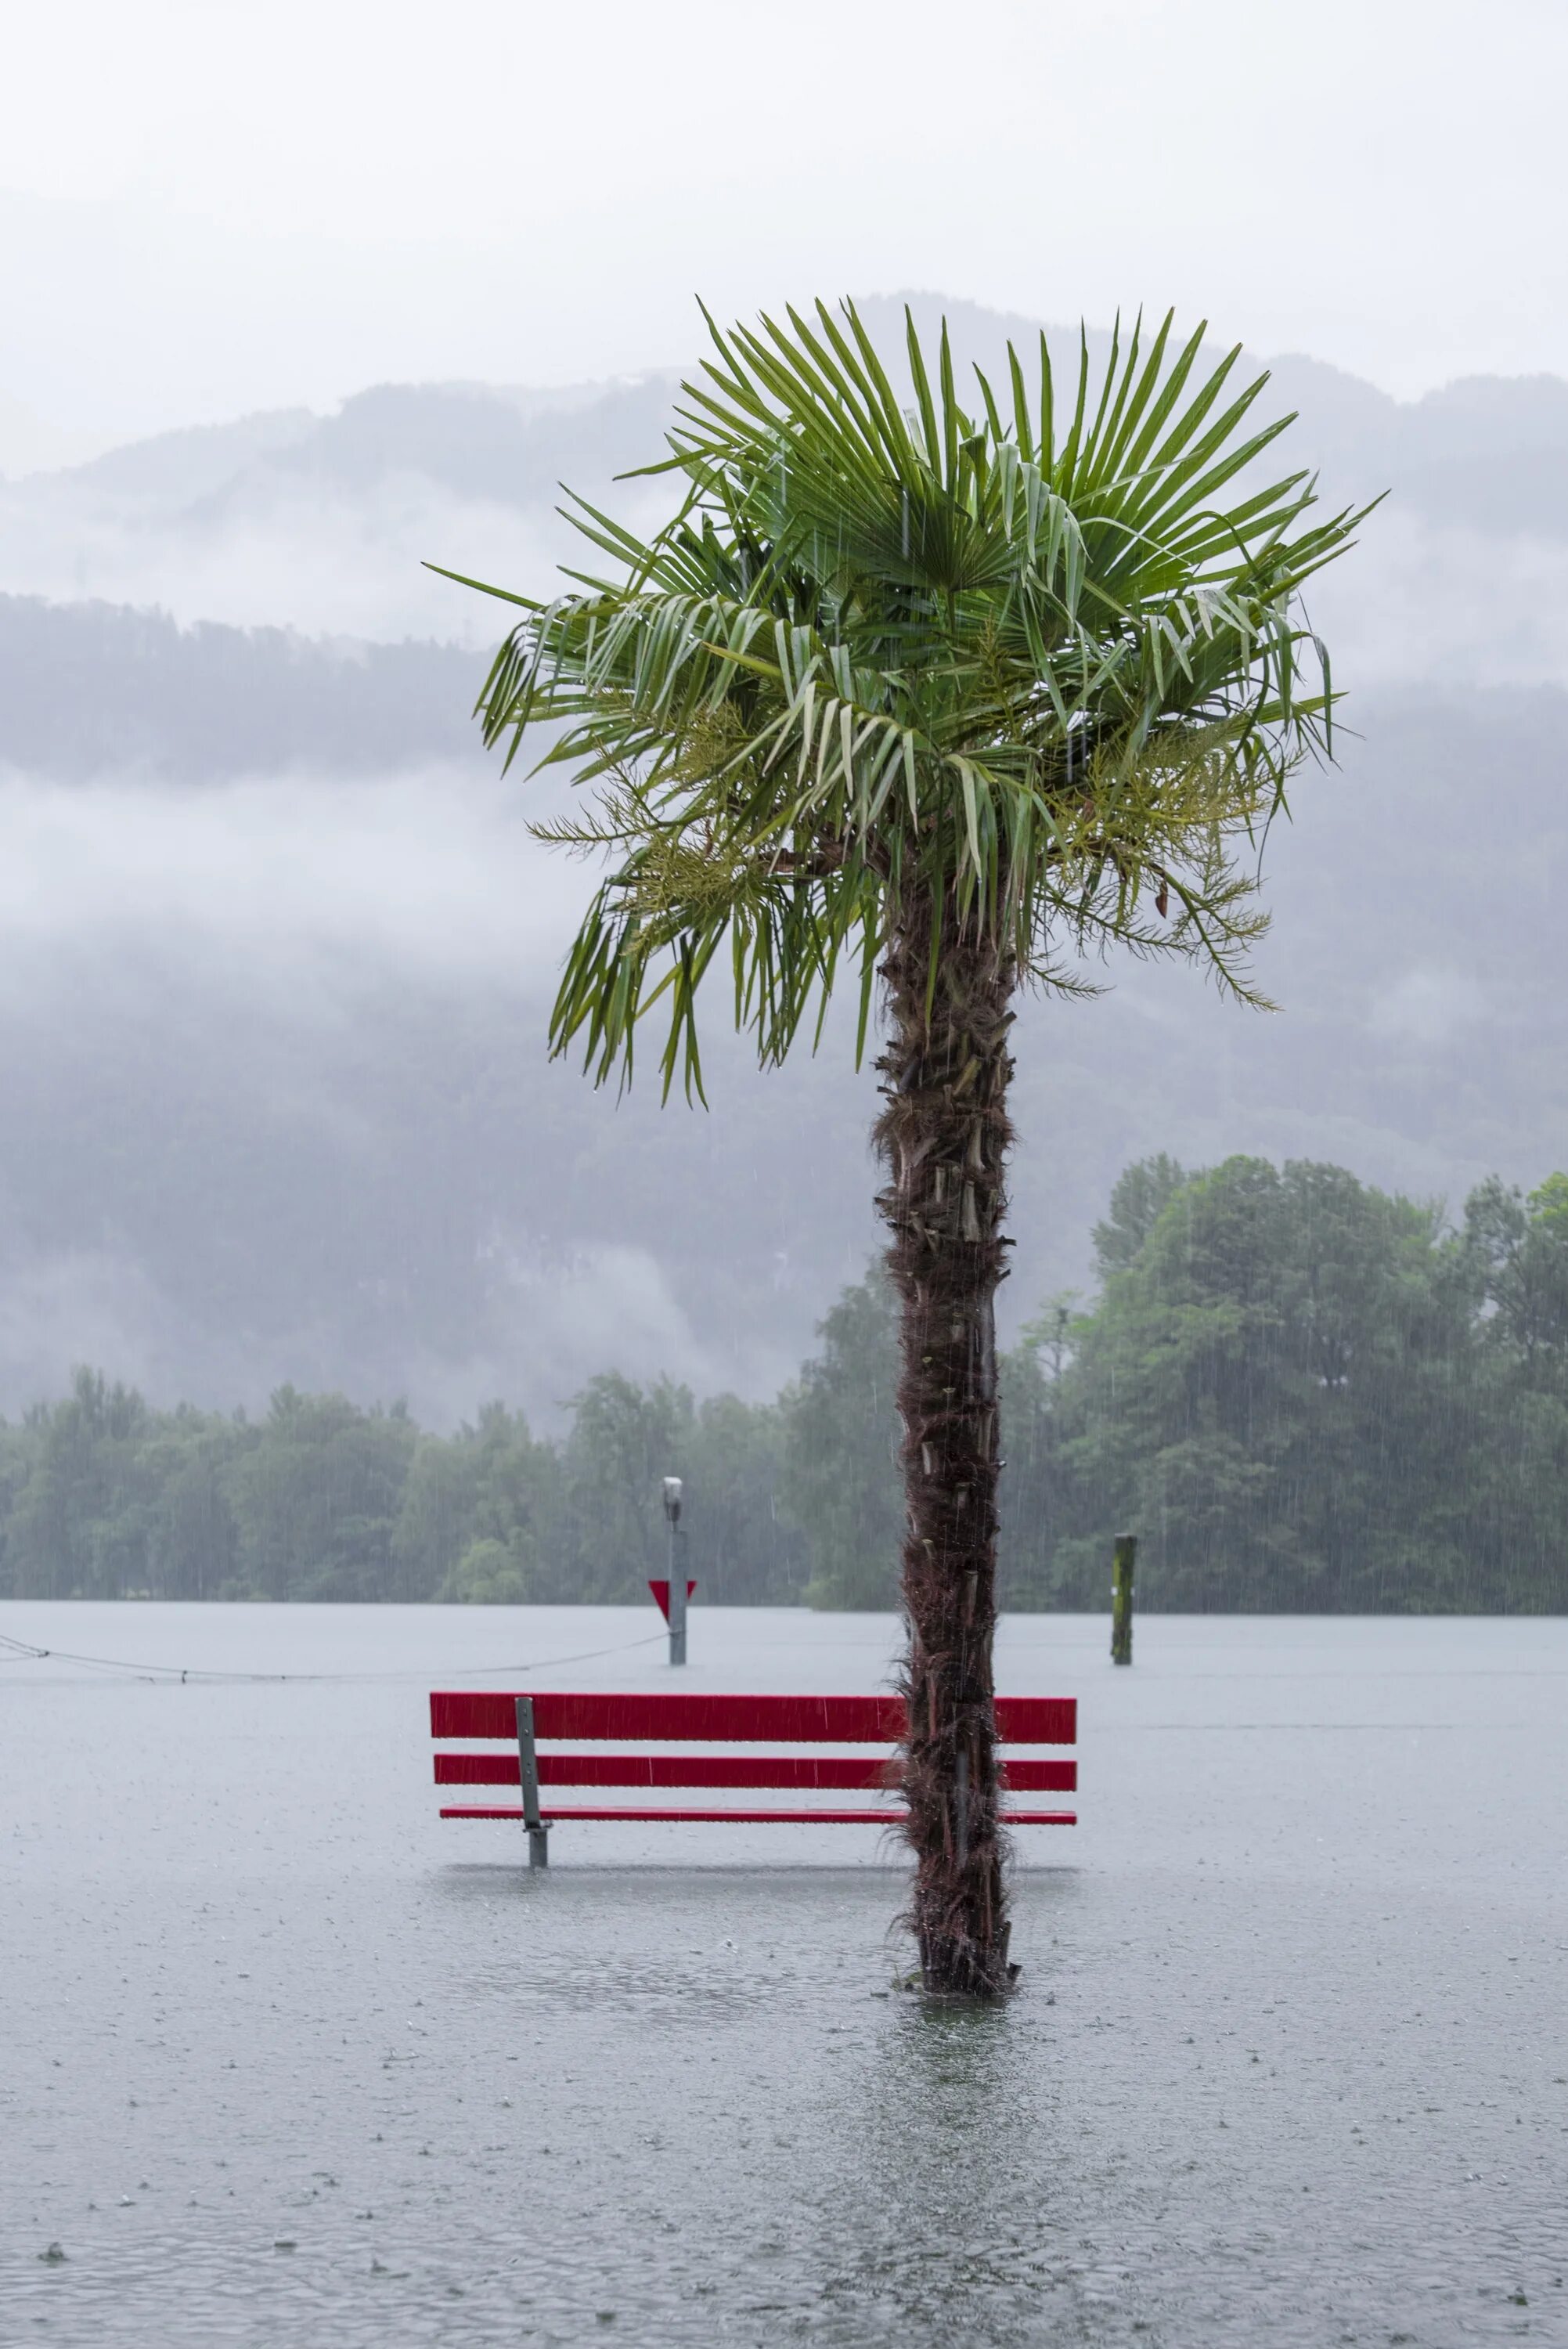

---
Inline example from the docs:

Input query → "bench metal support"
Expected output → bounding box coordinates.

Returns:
[516,1696,549,1870]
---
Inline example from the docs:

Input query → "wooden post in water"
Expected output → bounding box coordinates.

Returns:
[1111,1535,1136,1666]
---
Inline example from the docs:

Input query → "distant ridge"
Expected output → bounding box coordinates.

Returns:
[0,595,485,782]
[5,305,1568,770]
[4,301,1566,622]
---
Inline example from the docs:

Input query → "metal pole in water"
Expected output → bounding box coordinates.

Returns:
[662,1476,686,1666]
[1111,1535,1136,1666]
[516,1695,549,1869]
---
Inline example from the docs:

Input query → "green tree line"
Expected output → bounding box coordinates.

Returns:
[0,1373,803,1607]
[1008,1156,1568,1612]
[2,1154,1565,1611]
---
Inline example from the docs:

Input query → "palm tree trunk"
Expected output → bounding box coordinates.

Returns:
[876,886,1016,1995]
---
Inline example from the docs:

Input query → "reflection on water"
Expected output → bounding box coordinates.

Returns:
[809,1997,1092,2345]
[2,1603,1565,2345]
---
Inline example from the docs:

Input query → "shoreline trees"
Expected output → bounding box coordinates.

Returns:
[2,1158,1565,1613]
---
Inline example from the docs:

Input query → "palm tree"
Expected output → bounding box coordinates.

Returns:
[435,301,1370,1994]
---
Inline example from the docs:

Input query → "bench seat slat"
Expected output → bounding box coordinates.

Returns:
[434,1752,1077,1793]
[439,1805,1078,1826]
[430,1692,1076,1745]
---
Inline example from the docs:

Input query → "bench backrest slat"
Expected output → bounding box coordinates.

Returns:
[434,1751,1076,1793]
[430,1691,1075,1745]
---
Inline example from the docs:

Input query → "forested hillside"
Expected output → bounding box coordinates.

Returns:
[0,594,482,779]
[5,1156,1563,1612]
[2,306,1567,1438]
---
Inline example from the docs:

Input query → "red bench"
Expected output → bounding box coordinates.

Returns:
[430,1690,1077,1867]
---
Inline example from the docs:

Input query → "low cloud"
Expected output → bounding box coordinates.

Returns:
[0,764,583,1012]
[0,1231,796,1433]
[0,464,675,641]
[1308,508,1568,689]
[0,764,856,1427]
[398,1239,801,1432]
[0,1247,171,1409]
[1368,968,1488,1048]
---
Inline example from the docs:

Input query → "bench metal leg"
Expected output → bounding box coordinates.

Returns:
[516,1696,549,1871]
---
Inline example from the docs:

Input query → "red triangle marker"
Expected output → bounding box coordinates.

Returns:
[647,1578,697,1623]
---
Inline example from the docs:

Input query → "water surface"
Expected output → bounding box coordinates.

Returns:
[2,1604,1565,2345]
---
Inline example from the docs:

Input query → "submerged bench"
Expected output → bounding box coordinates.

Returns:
[430,1690,1077,1867]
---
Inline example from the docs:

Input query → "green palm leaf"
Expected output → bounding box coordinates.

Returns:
[431,298,1375,1098]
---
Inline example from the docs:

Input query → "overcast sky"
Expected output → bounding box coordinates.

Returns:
[3,0,1566,443]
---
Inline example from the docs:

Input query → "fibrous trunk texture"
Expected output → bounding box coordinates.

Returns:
[875,886,1016,1995]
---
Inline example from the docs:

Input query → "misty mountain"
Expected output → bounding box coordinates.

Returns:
[0,677,1563,1431]
[5,296,1568,657]
[18,292,1568,526]
[1,295,1566,1427]
[864,294,1568,518]
[38,373,681,521]
[0,373,683,642]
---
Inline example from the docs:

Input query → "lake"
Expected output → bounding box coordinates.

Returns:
[2,1603,1565,2345]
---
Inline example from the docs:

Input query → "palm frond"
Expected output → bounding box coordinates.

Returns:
[434,297,1376,1095]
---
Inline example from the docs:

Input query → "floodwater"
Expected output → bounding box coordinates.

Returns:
[2,1604,1565,2348]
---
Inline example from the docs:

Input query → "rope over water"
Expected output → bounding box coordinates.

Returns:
[0,1627,669,1686]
